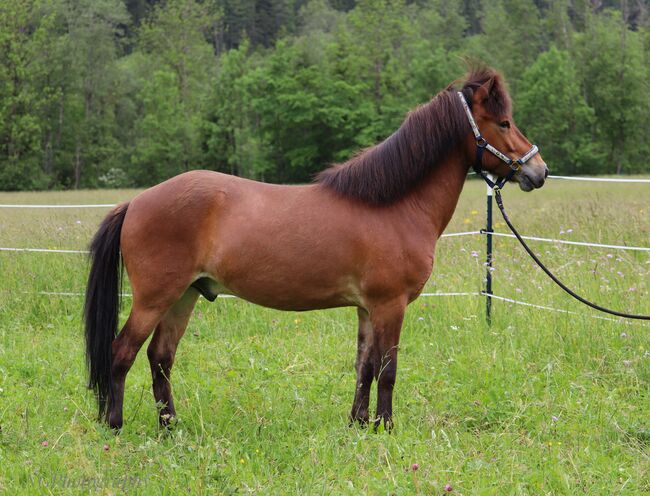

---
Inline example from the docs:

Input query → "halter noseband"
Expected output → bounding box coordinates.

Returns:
[457,91,539,190]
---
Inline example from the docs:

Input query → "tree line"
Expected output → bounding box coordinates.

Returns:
[1,0,649,190]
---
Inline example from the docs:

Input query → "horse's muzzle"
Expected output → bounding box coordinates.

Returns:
[518,163,548,191]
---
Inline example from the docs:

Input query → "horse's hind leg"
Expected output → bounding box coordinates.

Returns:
[350,308,374,425]
[108,305,164,429]
[147,288,199,427]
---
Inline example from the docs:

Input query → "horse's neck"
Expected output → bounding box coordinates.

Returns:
[406,150,470,239]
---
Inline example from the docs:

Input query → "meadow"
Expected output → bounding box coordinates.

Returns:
[0,178,648,495]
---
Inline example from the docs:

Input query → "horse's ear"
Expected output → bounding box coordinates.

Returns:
[474,77,495,102]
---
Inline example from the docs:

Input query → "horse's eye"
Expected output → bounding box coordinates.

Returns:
[499,120,510,129]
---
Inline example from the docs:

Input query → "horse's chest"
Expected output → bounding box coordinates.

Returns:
[403,249,435,289]
[363,243,434,299]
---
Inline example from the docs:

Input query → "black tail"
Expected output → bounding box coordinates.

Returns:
[84,202,129,419]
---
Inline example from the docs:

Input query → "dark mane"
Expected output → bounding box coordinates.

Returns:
[316,67,510,204]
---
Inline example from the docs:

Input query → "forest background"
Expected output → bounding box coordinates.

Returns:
[1,0,649,190]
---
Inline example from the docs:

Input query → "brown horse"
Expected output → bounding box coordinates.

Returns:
[84,67,548,430]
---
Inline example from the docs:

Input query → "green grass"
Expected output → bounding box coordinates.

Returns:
[0,178,649,494]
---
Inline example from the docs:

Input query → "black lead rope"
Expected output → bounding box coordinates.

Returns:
[458,90,647,320]
[493,188,650,321]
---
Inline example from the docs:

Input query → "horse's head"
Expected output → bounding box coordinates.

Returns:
[460,70,548,191]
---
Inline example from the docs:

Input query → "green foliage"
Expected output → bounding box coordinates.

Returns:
[0,0,48,190]
[0,0,649,190]
[202,41,274,179]
[128,0,217,184]
[217,0,296,49]
[130,69,187,184]
[60,0,130,188]
[573,9,650,174]
[516,46,598,175]
[468,0,543,90]
[342,0,416,140]
[247,37,379,182]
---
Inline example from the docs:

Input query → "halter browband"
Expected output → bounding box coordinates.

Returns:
[457,91,539,190]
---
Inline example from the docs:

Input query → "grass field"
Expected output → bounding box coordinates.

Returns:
[0,178,649,495]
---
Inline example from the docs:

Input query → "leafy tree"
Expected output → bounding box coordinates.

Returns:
[202,41,271,178]
[337,0,416,141]
[245,39,375,181]
[297,0,344,38]
[516,46,598,174]
[59,0,130,188]
[215,0,297,49]
[573,9,650,173]
[1,0,649,190]
[541,0,573,49]
[130,69,186,184]
[131,0,217,181]
[418,0,467,51]
[471,0,543,90]
[0,0,47,189]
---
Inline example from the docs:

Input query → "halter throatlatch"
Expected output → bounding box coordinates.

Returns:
[457,91,539,190]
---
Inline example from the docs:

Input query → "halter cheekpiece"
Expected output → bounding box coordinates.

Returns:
[457,91,539,190]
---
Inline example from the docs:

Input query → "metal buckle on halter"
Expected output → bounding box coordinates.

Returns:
[476,137,488,148]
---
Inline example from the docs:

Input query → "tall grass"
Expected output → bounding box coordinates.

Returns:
[0,179,648,494]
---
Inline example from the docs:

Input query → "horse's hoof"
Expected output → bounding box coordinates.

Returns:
[349,417,369,428]
[349,410,370,427]
[108,422,123,433]
[372,416,393,433]
[159,413,177,429]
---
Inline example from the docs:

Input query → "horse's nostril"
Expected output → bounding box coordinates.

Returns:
[544,166,549,178]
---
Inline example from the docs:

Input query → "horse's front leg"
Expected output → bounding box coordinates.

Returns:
[370,298,406,431]
[350,308,374,425]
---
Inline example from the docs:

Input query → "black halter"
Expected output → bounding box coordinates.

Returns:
[457,91,539,190]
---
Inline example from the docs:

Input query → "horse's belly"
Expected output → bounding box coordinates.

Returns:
[232,289,360,312]
[203,258,363,311]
